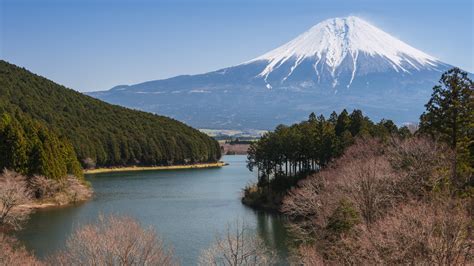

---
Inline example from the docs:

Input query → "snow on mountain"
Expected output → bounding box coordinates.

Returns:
[247,16,443,88]
[89,16,456,129]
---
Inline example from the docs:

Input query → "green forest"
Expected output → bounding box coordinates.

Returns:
[0,113,83,180]
[0,60,221,170]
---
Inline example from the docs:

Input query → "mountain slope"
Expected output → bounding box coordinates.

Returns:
[248,16,445,89]
[0,60,221,167]
[90,16,456,129]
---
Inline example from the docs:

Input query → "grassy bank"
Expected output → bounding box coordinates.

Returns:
[84,161,228,174]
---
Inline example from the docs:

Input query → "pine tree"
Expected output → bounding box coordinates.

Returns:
[0,113,84,180]
[419,67,473,184]
[349,109,367,136]
[335,109,350,136]
[328,111,338,124]
[0,114,28,173]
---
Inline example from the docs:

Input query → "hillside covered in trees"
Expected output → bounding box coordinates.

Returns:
[0,60,221,168]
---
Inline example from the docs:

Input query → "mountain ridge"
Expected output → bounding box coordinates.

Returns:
[89,16,460,129]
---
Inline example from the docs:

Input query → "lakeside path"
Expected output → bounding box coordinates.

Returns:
[84,161,228,174]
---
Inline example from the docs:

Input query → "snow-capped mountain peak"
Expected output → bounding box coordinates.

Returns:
[249,16,442,88]
[92,16,456,130]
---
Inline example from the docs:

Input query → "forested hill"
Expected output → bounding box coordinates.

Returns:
[0,60,221,167]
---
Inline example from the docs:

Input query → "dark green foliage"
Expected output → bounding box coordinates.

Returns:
[0,113,83,180]
[335,109,350,136]
[419,67,473,184]
[0,114,28,172]
[397,126,412,139]
[326,199,360,235]
[0,60,221,168]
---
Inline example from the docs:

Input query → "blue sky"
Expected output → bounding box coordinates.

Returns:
[1,0,473,92]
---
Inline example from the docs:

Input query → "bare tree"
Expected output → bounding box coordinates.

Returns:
[282,170,336,242]
[283,138,399,240]
[290,201,473,265]
[28,175,92,205]
[0,169,32,230]
[387,137,452,197]
[291,245,324,266]
[50,214,177,266]
[199,220,275,266]
[29,175,59,199]
[59,175,93,204]
[0,233,42,265]
[344,200,473,265]
[337,152,399,225]
[282,137,466,264]
[82,157,96,169]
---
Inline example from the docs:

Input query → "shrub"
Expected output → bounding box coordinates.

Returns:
[50,214,176,265]
[199,220,275,266]
[0,169,32,230]
[0,233,42,265]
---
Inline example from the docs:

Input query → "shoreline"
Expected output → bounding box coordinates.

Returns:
[18,199,89,210]
[84,161,228,174]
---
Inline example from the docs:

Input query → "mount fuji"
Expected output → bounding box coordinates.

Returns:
[89,16,454,129]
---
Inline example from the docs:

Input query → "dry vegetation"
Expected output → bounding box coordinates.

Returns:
[0,169,96,265]
[28,175,92,206]
[199,220,275,266]
[0,233,43,265]
[0,170,33,230]
[0,169,92,229]
[50,214,177,266]
[282,137,473,265]
[1,214,177,266]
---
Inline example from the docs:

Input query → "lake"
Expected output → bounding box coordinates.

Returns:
[16,155,291,265]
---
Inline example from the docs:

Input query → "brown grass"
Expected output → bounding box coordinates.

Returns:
[84,161,227,174]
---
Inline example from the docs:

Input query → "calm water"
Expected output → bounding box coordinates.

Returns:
[16,155,290,265]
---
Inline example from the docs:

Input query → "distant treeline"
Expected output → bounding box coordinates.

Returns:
[225,139,255,145]
[213,135,258,142]
[247,109,410,186]
[0,60,221,170]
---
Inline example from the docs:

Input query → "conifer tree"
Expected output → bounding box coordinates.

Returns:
[420,67,473,184]
[335,109,350,136]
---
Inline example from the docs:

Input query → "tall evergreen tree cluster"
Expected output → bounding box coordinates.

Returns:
[0,60,221,169]
[0,113,83,180]
[247,109,409,188]
[420,67,473,186]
